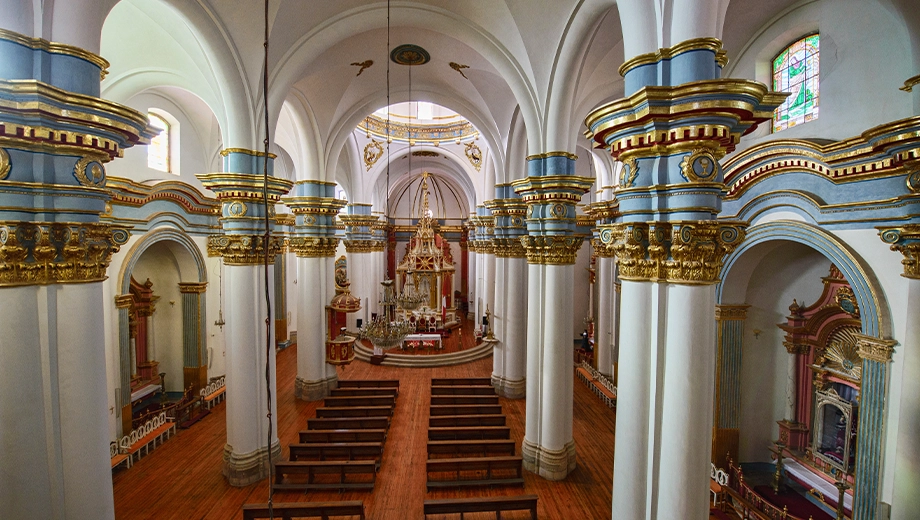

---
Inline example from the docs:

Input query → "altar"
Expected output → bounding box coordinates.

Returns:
[402,333,443,350]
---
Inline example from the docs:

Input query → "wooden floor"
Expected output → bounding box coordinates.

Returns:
[113,341,616,519]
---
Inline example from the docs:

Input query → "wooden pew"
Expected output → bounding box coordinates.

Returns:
[426,456,524,489]
[429,414,506,428]
[307,417,389,431]
[338,379,399,390]
[428,426,511,441]
[431,385,496,396]
[423,495,538,519]
[431,377,492,387]
[330,388,398,397]
[289,442,383,466]
[430,404,502,416]
[427,439,516,458]
[324,396,396,408]
[273,460,377,491]
[299,429,387,444]
[243,501,365,520]
[431,395,500,406]
[316,406,393,418]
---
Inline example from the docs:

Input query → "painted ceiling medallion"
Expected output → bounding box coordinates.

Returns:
[391,44,430,66]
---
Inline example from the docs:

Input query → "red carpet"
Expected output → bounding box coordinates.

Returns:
[754,485,833,520]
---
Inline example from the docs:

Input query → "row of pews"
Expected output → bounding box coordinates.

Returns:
[243,379,399,519]
[423,377,538,519]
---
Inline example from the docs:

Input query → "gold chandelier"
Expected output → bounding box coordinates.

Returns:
[360,280,414,350]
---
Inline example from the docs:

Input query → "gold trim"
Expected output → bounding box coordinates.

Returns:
[0,148,9,180]
[900,74,920,92]
[525,151,578,162]
[618,37,728,77]
[520,235,584,265]
[207,234,284,265]
[715,305,750,321]
[178,282,208,294]
[0,28,110,79]
[219,148,277,159]
[289,236,340,257]
[115,294,134,308]
[0,221,129,286]
[855,334,897,363]
[343,239,385,253]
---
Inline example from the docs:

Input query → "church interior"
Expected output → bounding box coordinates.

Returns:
[2,0,920,518]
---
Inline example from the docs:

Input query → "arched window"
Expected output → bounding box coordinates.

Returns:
[772,34,819,132]
[148,112,171,172]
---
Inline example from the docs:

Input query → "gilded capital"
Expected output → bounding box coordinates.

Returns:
[855,334,897,364]
[783,341,810,355]
[115,294,135,309]
[178,282,208,294]
[207,234,285,265]
[878,225,920,279]
[591,237,616,258]
[289,236,340,258]
[715,304,749,321]
[343,239,385,253]
[0,221,130,286]
[520,235,584,265]
[492,238,526,258]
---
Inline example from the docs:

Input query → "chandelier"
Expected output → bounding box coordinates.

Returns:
[397,271,426,310]
[360,280,414,350]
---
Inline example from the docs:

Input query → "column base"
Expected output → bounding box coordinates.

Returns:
[294,374,337,401]
[491,374,525,399]
[222,441,281,487]
[521,438,576,480]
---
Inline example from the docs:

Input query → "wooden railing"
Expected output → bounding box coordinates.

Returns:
[725,460,812,520]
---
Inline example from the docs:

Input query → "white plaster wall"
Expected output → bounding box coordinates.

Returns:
[132,246,184,393]
[727,0,913,150]
[205,254,227,379]
[572,242,592,341]
[739,242,828,463]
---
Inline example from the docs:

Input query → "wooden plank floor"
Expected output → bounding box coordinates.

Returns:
[113,338,616,519]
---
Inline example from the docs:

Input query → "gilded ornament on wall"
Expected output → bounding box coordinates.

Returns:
[73,155,107,187]
[363,140,384,171]
[620,158,638,188]
[679,148,720,182]
[464,142,482,171]
[226,201,247,217]
[0,148,10,179]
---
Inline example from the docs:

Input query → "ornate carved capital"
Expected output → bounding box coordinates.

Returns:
[492,238,526,258]
[520,235,584,265]
[878,225,920,279]
[178,282,208,294]
[600,220,746,284]
[207,234,285,265]
[855,334,897,364]
[343,239,385,253]
[783,341,810,355]
[115,294,134,309]
[468,240,494,255]
[715,304,749,321]
[288,236,339,258]
[591,237,616,258]
[0,221,129,286]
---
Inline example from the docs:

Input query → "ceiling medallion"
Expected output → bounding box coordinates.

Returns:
[391,44,430,66]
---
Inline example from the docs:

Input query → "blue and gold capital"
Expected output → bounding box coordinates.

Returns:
[484,184,527,258]
[282,180,344,258]
[0,29,152,286]
[878,225,920,279]
[468,205,494,255]
[512,152,593,265]
[339,203,383,254]
[585,39,787,223]
[197,149,293,265]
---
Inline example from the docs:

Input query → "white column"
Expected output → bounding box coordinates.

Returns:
[893,278,920,519]
[0,284,115,519]
[492,256,527,398]
[222,264,280,486]
[611,279,653,520]
[484,252,496,323]
[595,256,615,377]
[655,283,717,518]
[522,263,576,480]
[345,252,372,330]
[294,256,336,400]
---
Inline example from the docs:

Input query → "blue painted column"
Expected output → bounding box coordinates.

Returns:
[713,304,749,468]
[512,152,593,480]
[283,180,345,401]
[0,29,150,518]
[587,38,785,519]
[198,149,293,485]
[469,206,495,327]
[179,282,208,397]
[485,186,528,398]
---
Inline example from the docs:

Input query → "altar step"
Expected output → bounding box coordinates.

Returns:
[354,341,494,367]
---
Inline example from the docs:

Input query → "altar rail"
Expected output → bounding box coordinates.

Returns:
[576,361,617,408]
[723,460,811,520]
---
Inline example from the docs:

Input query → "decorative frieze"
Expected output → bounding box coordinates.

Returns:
[0,221,129,286]
[520,235,584,265]
[207,234,285,265]
[599,220,747,284]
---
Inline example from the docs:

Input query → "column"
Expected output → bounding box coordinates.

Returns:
[587,199,619,378]
[0,28,150,518]
[469,206,494,326]
[340,203,383,330]
[587,38,785,519]
[485,185,528,398]
[179,282,208,397]
[284,181,346,401]
[513,152,593,480]
[879,226,920,520]
[198,149,293,485]
[712,305,748,468]
[115,295,135,436]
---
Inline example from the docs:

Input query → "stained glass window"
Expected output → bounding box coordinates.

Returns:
[148,113,170,172]
[773,34,819,132]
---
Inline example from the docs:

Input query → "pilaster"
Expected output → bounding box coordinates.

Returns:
[713,304,748,468]
[179,282,208,397]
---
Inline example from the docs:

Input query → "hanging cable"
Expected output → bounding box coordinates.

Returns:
[261,0,275,517]
[385,0,391,281]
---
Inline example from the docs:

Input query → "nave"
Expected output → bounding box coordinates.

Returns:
[112,343,616,519]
